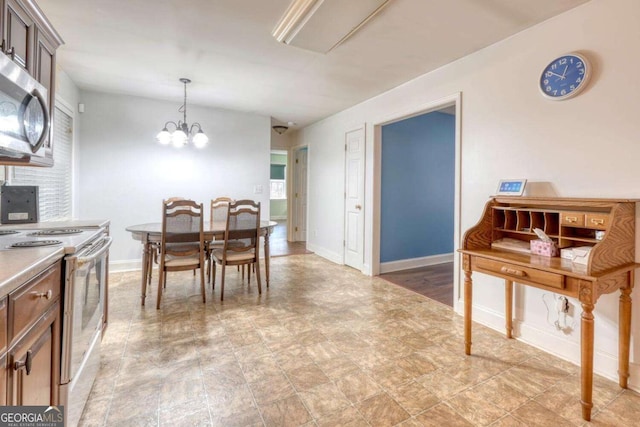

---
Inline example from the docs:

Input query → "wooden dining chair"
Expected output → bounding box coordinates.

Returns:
[156,198,206,309]
[211,200,261,301]
[148,196,190,288]
[206,197,233,283]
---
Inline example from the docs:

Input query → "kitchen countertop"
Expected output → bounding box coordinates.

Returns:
[0,246,64,298]
[0,219,110,230]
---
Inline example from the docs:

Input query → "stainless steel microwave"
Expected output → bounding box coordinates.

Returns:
[0,52,51,166]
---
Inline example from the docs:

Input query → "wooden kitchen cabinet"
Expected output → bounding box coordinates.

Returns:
[5,260,62,406]
[34,26,56,152]
[0,297,7,405]
[2,0,34,70]
[0,0,63,164]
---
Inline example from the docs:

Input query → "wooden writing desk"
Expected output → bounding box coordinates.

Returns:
[459,197,638,421]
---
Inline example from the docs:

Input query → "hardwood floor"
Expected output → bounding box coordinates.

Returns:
[380,262,454,307]
[270,220,313,257]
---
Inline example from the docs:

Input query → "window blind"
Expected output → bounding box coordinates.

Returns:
[270,164,285,180]
[12,107,73,221]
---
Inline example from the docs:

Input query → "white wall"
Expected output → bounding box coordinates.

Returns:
[77,91,271,270]
[293,0,640,389]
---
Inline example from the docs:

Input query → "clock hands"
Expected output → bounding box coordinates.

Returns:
[546,71,565,80]
[546,65,569,81]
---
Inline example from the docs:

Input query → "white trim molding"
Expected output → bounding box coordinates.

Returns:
[306,243,342,265]
[380,253,454,274]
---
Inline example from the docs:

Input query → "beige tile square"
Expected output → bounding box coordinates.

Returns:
[414,403,474,427]
[287,364,331,391]
[335,369,381,404]
[469,377,529,412]
[260,394,312,427]
[316,406,369,427]
[249,373,295,405]
[447,387,507,426]
[357,392,410,427]
[298,382,351,419]
[511,401,576,427]
[387,381,439,415]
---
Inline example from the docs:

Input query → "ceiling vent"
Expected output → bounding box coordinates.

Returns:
[272,0,391,54]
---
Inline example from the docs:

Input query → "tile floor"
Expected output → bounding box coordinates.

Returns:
[80,255,640,426]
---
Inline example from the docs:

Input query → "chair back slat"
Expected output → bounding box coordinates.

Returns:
[162,199,204,253]
[210,197,234,224]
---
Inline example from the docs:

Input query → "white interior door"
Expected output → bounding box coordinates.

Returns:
[293,147,308,242]
[344,127,365,269]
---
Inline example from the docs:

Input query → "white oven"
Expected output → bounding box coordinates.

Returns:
[59,230,111,427]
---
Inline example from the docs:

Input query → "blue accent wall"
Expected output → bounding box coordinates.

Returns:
[381,112,455,263]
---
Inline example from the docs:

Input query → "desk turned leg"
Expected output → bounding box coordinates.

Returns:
[619,276,633,388]
[264,232,271,288]
[464,269,473,355]
[580,301,595,421]
[141,240,150,306]
[505,280,513,339]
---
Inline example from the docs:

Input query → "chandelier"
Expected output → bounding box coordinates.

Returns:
[156,78,209,148]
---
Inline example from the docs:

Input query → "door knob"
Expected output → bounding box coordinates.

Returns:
[355,204,362,210]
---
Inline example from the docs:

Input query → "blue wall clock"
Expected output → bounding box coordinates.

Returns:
[539,53,591,100]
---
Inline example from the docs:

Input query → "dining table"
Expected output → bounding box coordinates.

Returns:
[126,220,277,305]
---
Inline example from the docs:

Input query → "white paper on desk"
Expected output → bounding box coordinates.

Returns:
[533,228,553,243]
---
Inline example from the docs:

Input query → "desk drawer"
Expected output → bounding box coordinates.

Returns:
[561,212,585,227]
[473,257,565,290]
[585,213,609,230]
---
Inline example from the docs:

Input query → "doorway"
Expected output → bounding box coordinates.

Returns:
[270,149,311,257]
[374,97,460,307]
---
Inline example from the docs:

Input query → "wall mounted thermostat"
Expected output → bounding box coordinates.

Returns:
[496,179,527,196]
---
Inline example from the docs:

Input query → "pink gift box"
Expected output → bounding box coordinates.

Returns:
[530,239,558,257]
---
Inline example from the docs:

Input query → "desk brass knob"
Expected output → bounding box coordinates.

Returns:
[500,266,526,277]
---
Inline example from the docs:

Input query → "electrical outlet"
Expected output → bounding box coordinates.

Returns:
[556,296,569,313]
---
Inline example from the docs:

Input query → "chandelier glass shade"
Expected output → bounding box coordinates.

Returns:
[156,78,208,148]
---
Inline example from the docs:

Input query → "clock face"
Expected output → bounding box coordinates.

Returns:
[540,53,590,100]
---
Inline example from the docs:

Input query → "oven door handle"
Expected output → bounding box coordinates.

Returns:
[75,236,112,267]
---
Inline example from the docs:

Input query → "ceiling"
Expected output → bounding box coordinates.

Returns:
[38,0,590,128]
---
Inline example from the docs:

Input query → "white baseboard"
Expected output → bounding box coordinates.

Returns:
[306,243,342,264]
[380,253,454,274]
[110,259,141,273]
[469,304,640,393]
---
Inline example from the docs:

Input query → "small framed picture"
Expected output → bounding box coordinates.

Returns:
[496,179,527,196]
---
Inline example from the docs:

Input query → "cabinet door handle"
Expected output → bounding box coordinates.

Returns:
[33,289,53,300]
[500,266,527,277]
[590,218,605,226]
[14,350,33,375]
